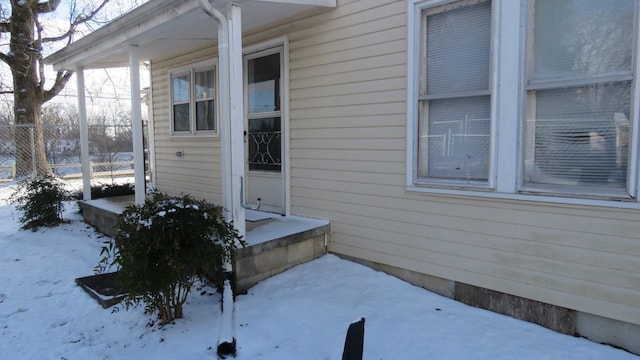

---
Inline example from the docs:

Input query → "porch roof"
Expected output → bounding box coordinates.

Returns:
[44,0,336,70]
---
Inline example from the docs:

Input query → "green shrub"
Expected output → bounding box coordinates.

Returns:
[71,183,135,200]
[99,192,244,325]
[97,183,135,198]
[10,175,69,231]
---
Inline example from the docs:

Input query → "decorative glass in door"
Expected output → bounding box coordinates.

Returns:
[247,53,281,172]
[248,117,281,172]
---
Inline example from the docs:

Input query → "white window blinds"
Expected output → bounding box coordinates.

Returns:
[425,1,491,94]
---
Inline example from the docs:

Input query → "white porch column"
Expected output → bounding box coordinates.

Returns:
[217,6,232,221]
[227,2,246,237]
[208,0,245,237]
[129,46,146,205]
[76,67,91,201]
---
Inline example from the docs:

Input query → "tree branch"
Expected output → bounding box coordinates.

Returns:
[42,70,73,103]
[0,51,13,67]
[40,0,110,44]
[41,29,74,44]
[72,0,111,27]
[35,0,63,14]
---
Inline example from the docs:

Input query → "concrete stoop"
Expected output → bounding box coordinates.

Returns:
[78,197,133,238]
[234,224,329,293]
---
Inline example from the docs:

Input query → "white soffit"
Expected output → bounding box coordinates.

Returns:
[46,0,336,70]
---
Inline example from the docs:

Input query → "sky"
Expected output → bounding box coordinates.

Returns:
[0,180,637,359]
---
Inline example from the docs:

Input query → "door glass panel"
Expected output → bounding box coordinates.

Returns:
[248,117,281,172]
[248,53,280,113]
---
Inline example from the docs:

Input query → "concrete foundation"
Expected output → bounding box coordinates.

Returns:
[454,282,576,335]
[576,312,640,355]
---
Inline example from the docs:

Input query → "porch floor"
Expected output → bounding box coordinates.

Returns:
[78,195,330,293]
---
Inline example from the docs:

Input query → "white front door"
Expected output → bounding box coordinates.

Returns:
[244,46,285,214]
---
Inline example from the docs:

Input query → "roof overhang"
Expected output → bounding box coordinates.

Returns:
[44,0,336,70]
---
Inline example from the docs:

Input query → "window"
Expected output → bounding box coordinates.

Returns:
[409,0,640,203]
[416,0,492,185]
[523,0,635,196]
[170,62,217,135]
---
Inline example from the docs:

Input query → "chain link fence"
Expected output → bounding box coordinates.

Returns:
[0,123,144,182]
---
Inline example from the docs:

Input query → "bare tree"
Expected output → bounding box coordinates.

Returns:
[0,0,139,177]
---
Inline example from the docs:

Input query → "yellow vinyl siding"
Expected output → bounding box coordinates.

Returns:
[150,46,222,204]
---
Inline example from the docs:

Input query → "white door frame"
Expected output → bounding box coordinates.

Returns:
[243,37,290,215]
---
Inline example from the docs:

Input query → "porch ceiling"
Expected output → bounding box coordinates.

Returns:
[44,0,336,70]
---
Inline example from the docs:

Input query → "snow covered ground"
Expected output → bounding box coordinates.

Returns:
[0,181,636,359]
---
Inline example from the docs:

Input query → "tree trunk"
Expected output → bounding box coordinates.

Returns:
[10,3,51,178]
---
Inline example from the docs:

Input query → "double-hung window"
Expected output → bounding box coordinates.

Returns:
[410,0,640,203]
[416,0,493,186]
[523,0,636,198]
[170,61,217,135]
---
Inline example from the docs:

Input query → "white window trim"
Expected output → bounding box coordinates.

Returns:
[629,0,640,199]
[169,59,219,137]
[408,0,498,191]
[407,0,640,209]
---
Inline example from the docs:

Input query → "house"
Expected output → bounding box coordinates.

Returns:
[45,0,640,354]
